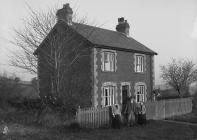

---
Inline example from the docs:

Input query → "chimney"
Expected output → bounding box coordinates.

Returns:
[56,3,73,25]
[116,17,130,36]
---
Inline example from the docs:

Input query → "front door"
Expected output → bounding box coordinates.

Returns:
[122,85,129,106]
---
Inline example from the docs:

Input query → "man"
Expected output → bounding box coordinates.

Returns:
[124,96,136,127]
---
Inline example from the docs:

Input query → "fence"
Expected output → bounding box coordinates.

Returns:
[145,97,192,120]
[76,97,192,128]
[76,106,110,128]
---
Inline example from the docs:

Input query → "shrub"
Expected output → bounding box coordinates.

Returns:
[0,74,22,101]
[192,91,197,113]
[68,122,80,132]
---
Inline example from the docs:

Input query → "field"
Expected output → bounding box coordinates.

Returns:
[0,120,197,140]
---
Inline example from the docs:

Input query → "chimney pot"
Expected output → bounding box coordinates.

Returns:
[116,17,130,36]
[56,3,73,25]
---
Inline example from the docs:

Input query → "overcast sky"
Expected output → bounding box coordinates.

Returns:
[0,0,197,84]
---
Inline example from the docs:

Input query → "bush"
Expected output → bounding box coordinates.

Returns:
[68,122,80,132]
[0,74,22,101]
[192,91,197,113]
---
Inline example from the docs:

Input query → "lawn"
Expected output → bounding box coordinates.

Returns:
[167,112,197,124]
[0,120,197,140]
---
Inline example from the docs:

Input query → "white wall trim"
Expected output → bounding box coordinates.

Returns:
[151,55,155,89]
[93,48,98,107]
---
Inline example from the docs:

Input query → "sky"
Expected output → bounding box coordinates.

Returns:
[0,0,197,84]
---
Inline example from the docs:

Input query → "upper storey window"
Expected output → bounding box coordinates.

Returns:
[135,54,145,73]
[102,51,116,72]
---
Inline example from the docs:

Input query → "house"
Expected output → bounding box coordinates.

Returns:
[34,4,157,108]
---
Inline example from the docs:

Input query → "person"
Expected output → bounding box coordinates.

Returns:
[141,102,147,124]
[130,96,137,125]
[113,104,121,129]
[138,102,146,125]
[123,96,136,127]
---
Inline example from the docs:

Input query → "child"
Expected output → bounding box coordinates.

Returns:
[138,102,146,125]
[141,102,147,124]
[113,104,121,129]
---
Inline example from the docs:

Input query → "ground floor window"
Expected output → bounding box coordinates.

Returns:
[136,84,146,103]
[103,86,115,106]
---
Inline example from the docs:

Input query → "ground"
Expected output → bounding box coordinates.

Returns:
[167,112,197,124]
[0,120,197,140]
[0,93,196,140]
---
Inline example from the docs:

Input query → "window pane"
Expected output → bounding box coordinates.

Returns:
[103,52,115,72]
[104,52,109,61]
[110,53,114,71]
[104,62,110,71]
[135,55,144,72]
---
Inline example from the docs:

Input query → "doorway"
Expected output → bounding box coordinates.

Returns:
[122,85,130,106]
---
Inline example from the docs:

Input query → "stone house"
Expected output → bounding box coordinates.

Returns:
[34,4,157,108]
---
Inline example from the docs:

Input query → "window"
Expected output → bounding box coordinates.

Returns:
[136,85,146,103]
[103,51,115,72]
[103,86,115,106]
[135,55,144,72]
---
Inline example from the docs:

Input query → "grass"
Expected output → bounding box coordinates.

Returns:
[0,120,197,140]
[168,112,197,124]
[1,102,197,140]
[166,104,197,124]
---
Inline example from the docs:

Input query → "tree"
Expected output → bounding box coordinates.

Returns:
[10,6,56,74]
[10,4,97,112]
[10,4,90,74]
[160,59,197,97]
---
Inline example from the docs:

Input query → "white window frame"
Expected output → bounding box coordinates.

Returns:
[102,82,117,107]
[134,54,145,73]
[101,50,116,72]
[103,86,115,106]
[135,82,147,103]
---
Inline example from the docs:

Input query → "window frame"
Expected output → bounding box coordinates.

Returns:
[103,85,115,106]
[102,82,117,107]
[134,54,145,73]
[135,82,147,103]
[101,50,116,72]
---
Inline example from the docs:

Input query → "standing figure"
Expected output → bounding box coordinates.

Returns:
[141,102,147,124]
[123,96,136,127]
[113,104,121,129]
[138,102,146,125]
[130,96,137,125]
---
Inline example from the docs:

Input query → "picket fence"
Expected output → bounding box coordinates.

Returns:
[76,106,110,128]
[76,97,192,128]
[145,97,192,120]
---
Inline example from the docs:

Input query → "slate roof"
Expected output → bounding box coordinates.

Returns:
[71,23,157,55]
[34,22,157,55]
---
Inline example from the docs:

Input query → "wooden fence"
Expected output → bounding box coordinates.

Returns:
[76,106,110,128]
[145,97,192,120]
[76,97,192,128]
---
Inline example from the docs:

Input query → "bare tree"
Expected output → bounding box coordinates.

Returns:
[10,6,56,74]
[161,59,197,97]
[10,4,98,111]
[10,4,90,74]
